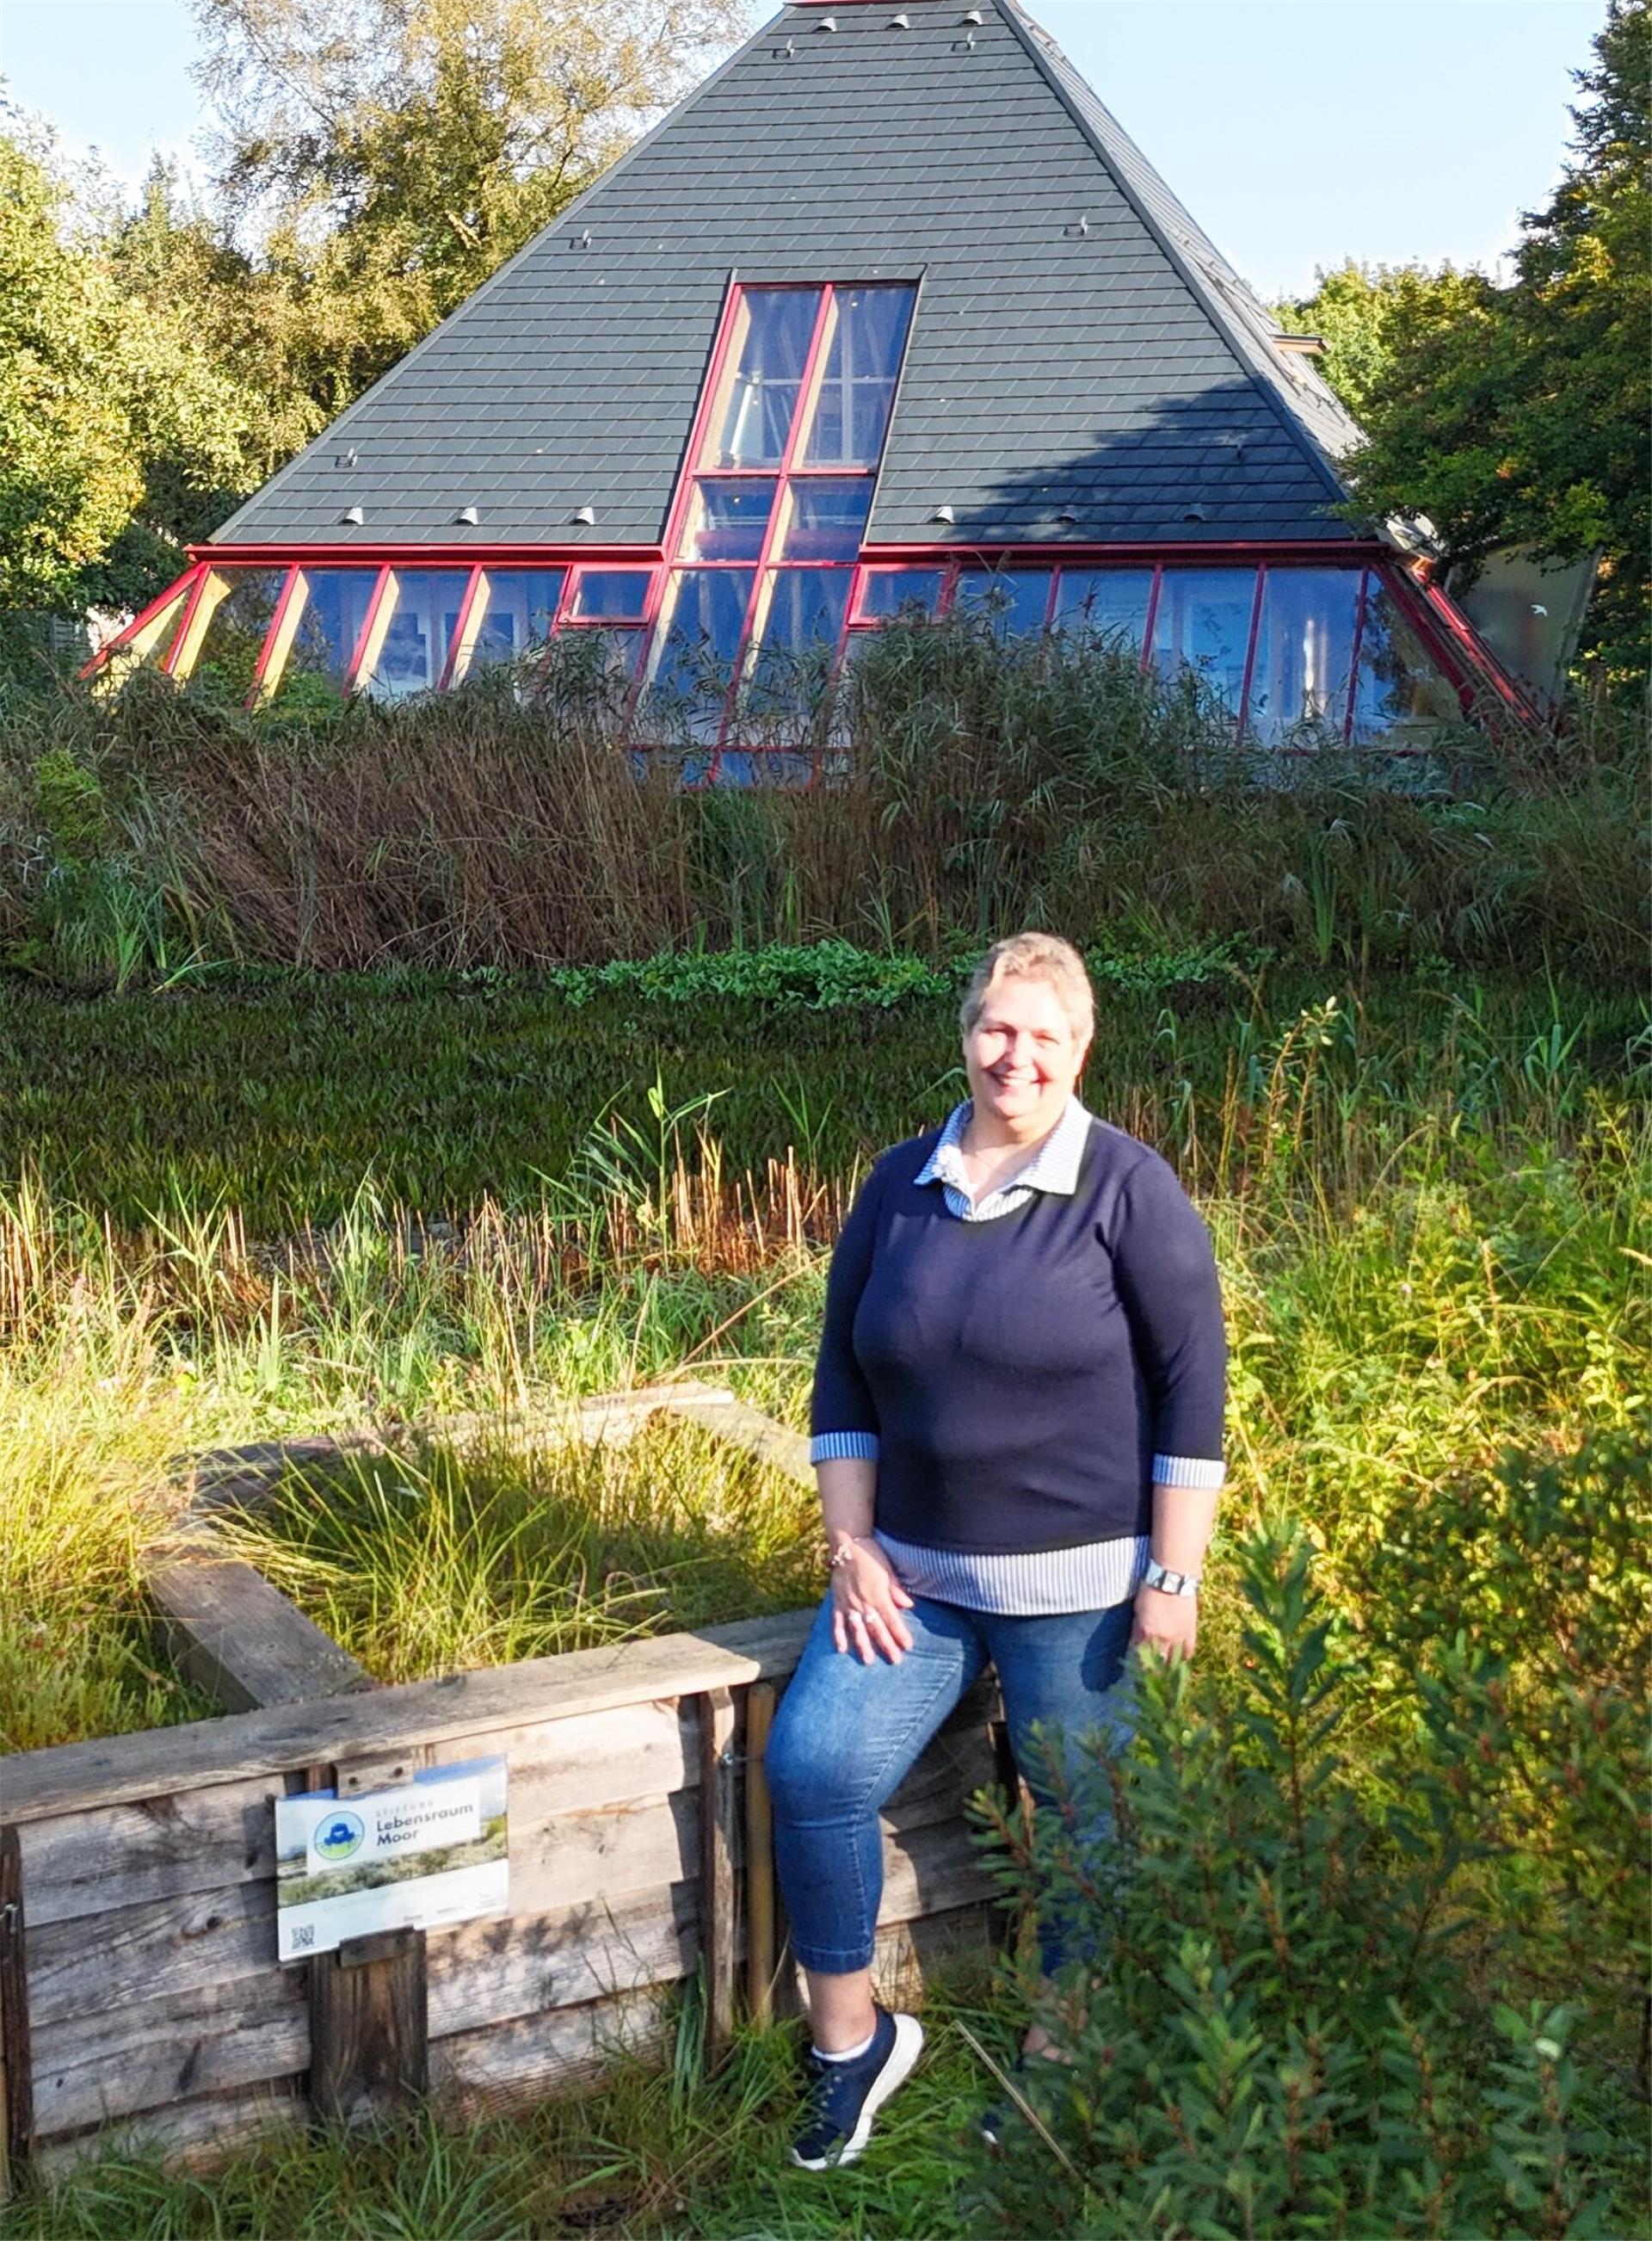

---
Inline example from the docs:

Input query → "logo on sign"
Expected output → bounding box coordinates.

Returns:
[314,1811,367,1861]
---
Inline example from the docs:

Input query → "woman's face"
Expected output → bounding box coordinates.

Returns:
[963,972,1089,1138]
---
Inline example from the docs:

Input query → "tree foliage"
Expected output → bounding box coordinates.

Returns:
[1283,2,1650,685]
[192,0,752,401]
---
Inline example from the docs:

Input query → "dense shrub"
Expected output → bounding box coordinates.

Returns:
[0,614,1644,985]
[966,1485,1648,2237]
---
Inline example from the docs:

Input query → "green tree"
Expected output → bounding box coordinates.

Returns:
[0,131,141,609]
[193,0,754,404]
[0,128,288,614]
[1288,3,1649,687]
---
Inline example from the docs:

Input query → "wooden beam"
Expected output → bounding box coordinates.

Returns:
[307,1750,431,2126]
[149,1540,375,1713]
[0,1828,32,2199]
[696,1688,738,2057]
[663,1395,813,1489]
[743,1683,777,2022]
[2,1611,816,1827]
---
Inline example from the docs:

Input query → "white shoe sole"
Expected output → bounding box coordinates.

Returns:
[789,2012,926,2170]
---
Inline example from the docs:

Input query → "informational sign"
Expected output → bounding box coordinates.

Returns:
[274,1756,509,1962]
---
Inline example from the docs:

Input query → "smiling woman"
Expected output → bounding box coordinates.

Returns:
[761,928,1230,2170]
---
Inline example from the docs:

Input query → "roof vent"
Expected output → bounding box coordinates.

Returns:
[1063,213,1090,238]
[335,449,357,469]
[1182,504,1210,525]
[570,228,592,250]
[1054,506,1079,526]
[890,9,910,22]
[815,12,836,27]
[931,504,956,525]
[340,504,364,526]
[775,35,795,56]
[572,504,597,526]
[952,28,976,49]
[961,6,983,19]
[455,504,479,526]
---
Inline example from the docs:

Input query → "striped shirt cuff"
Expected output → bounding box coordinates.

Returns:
[1152,1453,1226,1490]
[810,1430,882,1465]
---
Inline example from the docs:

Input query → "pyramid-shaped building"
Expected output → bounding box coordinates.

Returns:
[98,0,1522,762]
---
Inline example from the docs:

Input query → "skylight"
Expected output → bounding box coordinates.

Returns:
[641,281,917,767]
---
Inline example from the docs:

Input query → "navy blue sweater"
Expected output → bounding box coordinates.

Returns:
[811,1117,1226,1553]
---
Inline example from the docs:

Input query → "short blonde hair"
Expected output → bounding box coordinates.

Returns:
[959,931,1094,1043]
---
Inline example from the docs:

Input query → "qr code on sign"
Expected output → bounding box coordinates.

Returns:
[289,1923,316,1950]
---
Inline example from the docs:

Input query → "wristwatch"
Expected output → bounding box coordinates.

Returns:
[1143,1557,1199,1598]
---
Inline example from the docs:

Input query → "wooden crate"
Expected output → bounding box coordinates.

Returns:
[0,1386,1008,2187]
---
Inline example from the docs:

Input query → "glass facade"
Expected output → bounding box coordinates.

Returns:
[457,567,566,680]
[89,279,1486,767]
[359,568,472,700]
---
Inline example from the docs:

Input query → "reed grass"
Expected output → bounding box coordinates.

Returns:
[2,619,1644,985]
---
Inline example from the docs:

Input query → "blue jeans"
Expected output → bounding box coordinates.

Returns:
[765,1592,1136,1977]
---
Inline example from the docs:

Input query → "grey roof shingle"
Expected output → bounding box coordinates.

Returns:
[213,0,1372,550]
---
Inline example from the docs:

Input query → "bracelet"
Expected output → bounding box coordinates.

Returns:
[828,1534,875,1571]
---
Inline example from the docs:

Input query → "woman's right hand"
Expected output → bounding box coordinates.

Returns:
[830,1538,915,1664]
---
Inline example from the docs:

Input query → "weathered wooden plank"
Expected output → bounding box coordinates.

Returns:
[1,1826,32,2196]
[696,1689,738,2055]
[16,1775,289,1930]
[871,1900,997,2009]
[509,1792,701,1918]
[27,1879,275,2030]
[307,1747,432,2126]
[310,1929,427,2125]
[31,1970,308,2139]
[31,2077,305,2180]
[2,1611,817,1826]
[429,1988,668,2116]
[148,1541,375,1713]
[15,1701,695,1931]
[878,1817,996,1928]
[426,1882,699,2040]
[662,1393,814,1487]
[743,1682,777,2022]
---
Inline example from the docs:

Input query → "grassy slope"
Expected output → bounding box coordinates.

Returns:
[2,964,1646,2232]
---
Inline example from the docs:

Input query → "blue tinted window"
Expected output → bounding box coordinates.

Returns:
[685,481,777,563]
[954,571,1054,639]
[286,569,379,688]
[1150,570,1257,709]
[856,569,944,621]
[1351,583,1461,744]
[645,568,755,741]
[1245,569,1361,744]
[1051,569,1154,652]
[802,286,916,467]
[710,289,821,469]
[570,570,652,620]
[466,568,565,675]
[778,481,872,562]
[361,569,471,700]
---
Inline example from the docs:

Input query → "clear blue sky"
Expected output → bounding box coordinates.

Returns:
[0,0,1603,299]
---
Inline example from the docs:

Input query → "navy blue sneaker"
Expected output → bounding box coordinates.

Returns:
[789,2005,925,2170]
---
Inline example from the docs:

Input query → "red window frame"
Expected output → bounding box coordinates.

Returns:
[641,281,917,777]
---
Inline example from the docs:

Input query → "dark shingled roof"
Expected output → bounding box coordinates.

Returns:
[213,0,1370,553]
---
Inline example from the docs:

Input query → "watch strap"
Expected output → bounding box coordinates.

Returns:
[1143,1557,1199,1597]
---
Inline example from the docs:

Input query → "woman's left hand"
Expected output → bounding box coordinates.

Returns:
[1130,1582,1198,1661]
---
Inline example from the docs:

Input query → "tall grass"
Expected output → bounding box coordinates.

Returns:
[3,991,1643,1748]
[1,616,1644,982]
